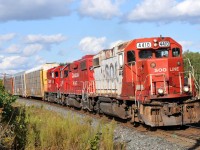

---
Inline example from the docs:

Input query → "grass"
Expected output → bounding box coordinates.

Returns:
[24,106,117,150]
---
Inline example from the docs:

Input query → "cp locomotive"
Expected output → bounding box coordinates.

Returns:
[4,37,200,127]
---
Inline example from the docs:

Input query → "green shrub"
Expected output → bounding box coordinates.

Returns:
[0,80,16,121]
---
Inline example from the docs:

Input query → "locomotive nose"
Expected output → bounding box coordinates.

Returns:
[148,59,167,74]
[147,59,168,96]
[146,57,184,97]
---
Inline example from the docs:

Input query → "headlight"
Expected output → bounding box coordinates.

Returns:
[183,86,189,93]
[150,62,156,68]
[158,88,164,95]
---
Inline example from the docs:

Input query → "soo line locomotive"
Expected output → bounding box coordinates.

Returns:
[4,37,200,127]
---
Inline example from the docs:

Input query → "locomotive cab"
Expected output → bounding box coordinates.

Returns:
[123,37,194,100]
[60,64,71,95]
[121,37,200,126]
[45,66,63,102]
[59,64,72,104]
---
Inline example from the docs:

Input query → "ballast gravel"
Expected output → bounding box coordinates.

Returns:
[16,98,186,150]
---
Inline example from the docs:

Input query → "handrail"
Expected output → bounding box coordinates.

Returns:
[184,58,200,98]
[179,71,192,94]
[73,78,119,96]
[148,73,167,96]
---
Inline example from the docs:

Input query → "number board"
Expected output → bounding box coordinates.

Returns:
[136,42,152,49]
[159,41,170,47]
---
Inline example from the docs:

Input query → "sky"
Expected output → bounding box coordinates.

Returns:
[0,0,200,75]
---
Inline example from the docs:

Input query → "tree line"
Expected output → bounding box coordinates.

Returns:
[183,50,200,85]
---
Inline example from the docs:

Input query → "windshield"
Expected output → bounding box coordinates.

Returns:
[139,50,152,59]
[155,49,168,58]
[139,49,169,59]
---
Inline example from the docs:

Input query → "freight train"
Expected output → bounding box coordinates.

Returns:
[3,37,200,127]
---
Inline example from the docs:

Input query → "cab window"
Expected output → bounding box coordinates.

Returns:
[80,61,87,70]
[172,48,180,57]
[64,70,68,78]
[51,72,54,78]
[139,50,152,59]
[49,72,52,78]
[55,71,59,77]
[127,51,135,64]
[93,57,100,67]
[155,49,168,58]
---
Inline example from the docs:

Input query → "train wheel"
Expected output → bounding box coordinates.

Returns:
[61,95,65,105]
[131,121,140,127]
[65,97,69,106]
[44,93,48,101]
[146,125,157,131]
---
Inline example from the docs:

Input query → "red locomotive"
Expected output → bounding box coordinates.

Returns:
[46,66,63,102]
[5,36,200,127]
[89,37,199,126]
[92,37,200,126]
[45,55,95,109]
[59,64,72,104]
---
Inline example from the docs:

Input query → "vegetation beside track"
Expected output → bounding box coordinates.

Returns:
[0,79,123,150]
[183,51,200,84]
[0,79,19,149]
[1,94,121,150]
[0,79,16,120]
[24,106,117,150]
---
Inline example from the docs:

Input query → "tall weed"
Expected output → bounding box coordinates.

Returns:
[25,106,117,150]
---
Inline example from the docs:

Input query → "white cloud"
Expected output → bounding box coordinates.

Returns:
[0,0,72,22]
[176,0,200,17]
[0,55,5,63]
[109,40,124,48]
[0,55,28,70]
[4,44,21,54]
[35,55,46,65]
[126,0,200,23]
[79,36,106,53]
[0,55,47,74]
[79,0,122,19]
[0,33,67,74]
[21,34,67,56]
[179,41,193,51]
[23,44,44,56]
[0,69,21,75]
[179,40,200,52]
[24,34,66,44]
[0,33,16,41]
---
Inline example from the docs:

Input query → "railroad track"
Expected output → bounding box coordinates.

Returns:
[17,98,200,149]
[118,119,200,149]
[154,128,200,149]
